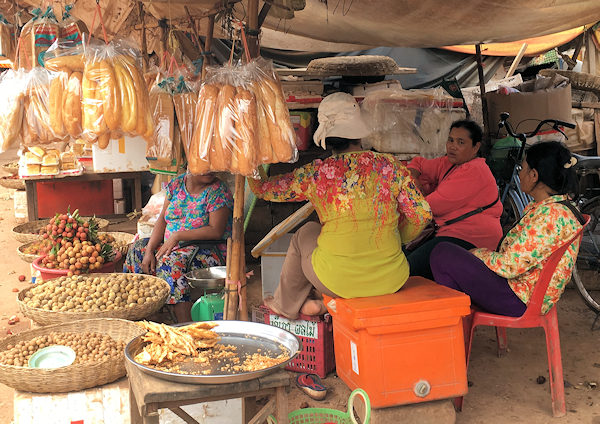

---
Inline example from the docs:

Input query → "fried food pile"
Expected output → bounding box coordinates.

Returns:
[134,321,219,365]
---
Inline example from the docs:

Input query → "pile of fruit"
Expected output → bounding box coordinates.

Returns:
[0,331,126,367]
[38,210,114,276]
[21,239,52,256]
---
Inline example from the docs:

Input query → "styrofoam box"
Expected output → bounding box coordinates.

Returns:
[261,233,293,299]
[92,136,149,173]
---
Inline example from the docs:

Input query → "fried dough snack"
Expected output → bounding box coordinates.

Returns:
[134,321,220,366]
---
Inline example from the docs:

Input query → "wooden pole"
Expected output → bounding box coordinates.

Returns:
[475,44,489,139]
[138,1,149,72]
[505,43,528,79]
[201,15,215,79]
[184,6,202,51]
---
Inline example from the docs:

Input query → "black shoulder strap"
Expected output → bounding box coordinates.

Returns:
[442,193,501,226]
[441,165,456,181]
[558,200,586,225]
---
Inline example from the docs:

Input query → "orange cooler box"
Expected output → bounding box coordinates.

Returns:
[326,277,471,408]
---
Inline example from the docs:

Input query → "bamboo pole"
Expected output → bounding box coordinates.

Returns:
[505,43,528,79]
[475,44,489,139]
[225,175,246,320]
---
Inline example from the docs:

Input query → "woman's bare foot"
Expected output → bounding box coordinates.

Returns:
[264,296,293,319]
[300,299,327,316]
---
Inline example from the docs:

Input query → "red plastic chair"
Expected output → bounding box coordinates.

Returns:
[456,214,590,417]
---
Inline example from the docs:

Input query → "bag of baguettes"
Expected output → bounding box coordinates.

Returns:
[188,59,297,177]
[43,40,85,140]
[0,15,15,61]
[22,67,64,145]
[146,79,176,165]
[0,69,27,152]
[172,70,199,162]
[82,38,154,148]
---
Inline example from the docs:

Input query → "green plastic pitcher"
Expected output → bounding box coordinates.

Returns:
[191,293,225,321]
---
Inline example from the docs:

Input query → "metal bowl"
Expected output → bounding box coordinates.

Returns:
[185,266,227,290]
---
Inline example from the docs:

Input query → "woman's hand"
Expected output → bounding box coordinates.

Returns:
[155,232,180,260]
[141,251,157,274]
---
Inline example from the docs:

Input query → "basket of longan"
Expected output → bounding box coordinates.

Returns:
[17,273,171,326]
[98,231,135,257]
[0,318,145,393]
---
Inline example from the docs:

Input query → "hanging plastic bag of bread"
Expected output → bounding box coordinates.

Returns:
[0,69,27,152]
[146,79,175,166]
[23,68,64,145]
[43,40,85,139]
[82,38,154,148]
[16,7,59,70]
[247,57,298,165]
[59,5,88,48]
[188,62,261,178]
[0,15,15,64]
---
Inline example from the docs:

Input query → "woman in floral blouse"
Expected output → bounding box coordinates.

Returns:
[249,93,432,319]
[124,172,233,322]
[430,141,583,316]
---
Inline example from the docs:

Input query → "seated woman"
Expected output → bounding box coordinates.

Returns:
[430,141,584,316]
[124,171,233,322]
[406,119,502,280]
[249,92,432,319]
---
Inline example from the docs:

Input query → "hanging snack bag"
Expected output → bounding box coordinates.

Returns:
[23,68,61,144]
[32,7,59,68]
[59,5,88,47]
[0,15,14,61]
[0,70,26,152]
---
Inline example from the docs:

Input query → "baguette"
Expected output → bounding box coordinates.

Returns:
[250,81,274,163]
[211,84,236,172]
[45,54,85,73]
[120,56,150,137]
[96,60,120,131]
[63,72,83,138]
[49,72,67,138]
[232,88,258,176]
[262,78,295,162]
[0,93,24,151]
[97,131,110,149]
[188,84,219,175]
[173,91,198,158]
[113,62,137,133]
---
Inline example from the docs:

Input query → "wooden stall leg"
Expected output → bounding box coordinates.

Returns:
[25,180,38,221]
[134,175,143,213]
[275,386,288,424]
[129,382,143,424]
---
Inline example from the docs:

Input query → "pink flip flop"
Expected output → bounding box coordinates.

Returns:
[296,373,327,400]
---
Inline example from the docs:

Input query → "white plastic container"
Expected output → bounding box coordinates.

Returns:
[92,136,149,173]
[260,233,293,299]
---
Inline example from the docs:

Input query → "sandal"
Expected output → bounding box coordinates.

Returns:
[296,373,327,401]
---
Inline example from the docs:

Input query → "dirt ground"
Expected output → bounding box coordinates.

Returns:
[0,174,598,423]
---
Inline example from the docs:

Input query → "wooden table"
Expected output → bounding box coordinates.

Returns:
[24,171,145,221]
[125,359,291,424]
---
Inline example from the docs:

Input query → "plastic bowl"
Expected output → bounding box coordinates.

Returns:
[28,345,76,369]
[32,252,122,281]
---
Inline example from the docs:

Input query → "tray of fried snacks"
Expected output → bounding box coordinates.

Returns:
[125,320,300,384]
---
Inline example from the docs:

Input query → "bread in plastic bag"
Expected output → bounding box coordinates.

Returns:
[17,7,59,69]
[23,68,63,145]
[147,82,175,165]
[59,5,88,47]
[0,70,26,152]
[82,39,154,147]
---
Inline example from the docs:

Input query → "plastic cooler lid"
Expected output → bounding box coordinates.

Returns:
[333,277,471,330]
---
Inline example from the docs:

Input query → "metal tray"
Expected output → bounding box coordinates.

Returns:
[125,320,301,384]
[185,266,226,290]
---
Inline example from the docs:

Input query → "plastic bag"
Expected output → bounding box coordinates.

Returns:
[172,68,199,162]
[188,58,297,177]
[17,7,59,70]
[82,39,154,148]
[147,83,175,165]
[0,70,26,152]
[142,190,166,224]
[361,87,466,158]
[59,5,88,47]
[0,15,15,60]
[23,68,63,145]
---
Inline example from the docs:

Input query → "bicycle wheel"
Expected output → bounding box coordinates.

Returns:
[500,193,521,234]
[572,196,600,315]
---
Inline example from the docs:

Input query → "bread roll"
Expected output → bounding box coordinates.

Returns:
[188,84,218,175]
[49,72,67,138]
[211,84,236,172]
[45,55,85,73]
[63,72,83,138]
[232,88,258,176]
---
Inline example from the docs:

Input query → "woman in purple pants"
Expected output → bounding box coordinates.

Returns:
[430,141,584,317]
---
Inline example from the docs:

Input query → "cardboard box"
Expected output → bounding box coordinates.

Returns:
[486,76,573,137]
[92,136,149,173]
[326,277,471,408]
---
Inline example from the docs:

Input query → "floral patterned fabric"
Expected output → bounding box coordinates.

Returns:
[472,195,583,314]
[248,151,432,298]
[124,238,222,304]
[164,174,233,257]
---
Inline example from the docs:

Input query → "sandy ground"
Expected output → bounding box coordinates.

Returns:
[0,177,598,423]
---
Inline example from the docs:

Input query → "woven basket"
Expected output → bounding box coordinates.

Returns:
[0,176,25,190]
[11,217,111,244]
[99,231,135,256]
[16,242,43,263]
[17,274,171,326]
[1,162,19,176]
[0,318,145,393]
[539,69,600,95]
